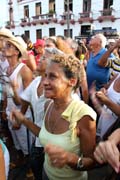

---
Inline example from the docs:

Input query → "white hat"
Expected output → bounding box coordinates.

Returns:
[0,28,14,38]
[7,36,28,58]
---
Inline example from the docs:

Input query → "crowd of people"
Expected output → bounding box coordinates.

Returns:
[0,27,120,180]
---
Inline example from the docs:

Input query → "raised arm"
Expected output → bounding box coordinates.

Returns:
[98,39,120,67]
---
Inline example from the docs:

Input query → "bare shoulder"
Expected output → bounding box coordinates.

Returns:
[20,64,33,77]
[77,115,96,134]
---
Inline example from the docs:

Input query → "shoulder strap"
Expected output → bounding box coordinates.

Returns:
[43,100,53,120]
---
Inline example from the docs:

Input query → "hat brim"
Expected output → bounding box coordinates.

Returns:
[7,37,28,59]
[0,28,14,38]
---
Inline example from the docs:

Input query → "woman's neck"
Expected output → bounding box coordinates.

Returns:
[53,97,72,110]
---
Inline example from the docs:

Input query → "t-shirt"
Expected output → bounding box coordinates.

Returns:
[86,48,111,91]
[20,76,48,147]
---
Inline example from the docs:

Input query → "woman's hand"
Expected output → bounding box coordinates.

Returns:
[45,144,69,168]
[10,109,25,128]
[94,141,120,173]
[45,144,77,168]
[96,90,109,104]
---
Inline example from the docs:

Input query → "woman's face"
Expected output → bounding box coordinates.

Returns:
[37,55,48,75]
[43,62,70,99]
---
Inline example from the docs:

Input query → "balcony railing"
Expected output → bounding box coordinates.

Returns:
[98,9,115,22]
[31,13,58,25]
[60,12,74,20]
[78,11,93,23]
[20,18,31,27]
[100,9,112,16]
[79,11,90,18]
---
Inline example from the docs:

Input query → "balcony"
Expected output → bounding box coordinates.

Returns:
[98,9,115,22]
[59,12,75,25]
[20,18,31,27]
[78,12,93,24]
[31,13,58,25]
[60,11,74,20]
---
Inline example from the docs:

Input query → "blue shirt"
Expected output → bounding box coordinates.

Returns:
[86,48,111,91]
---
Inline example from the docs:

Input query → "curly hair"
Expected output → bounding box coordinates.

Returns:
[50,54,81,90]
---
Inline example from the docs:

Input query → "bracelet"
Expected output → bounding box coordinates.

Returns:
[77,154,84,170]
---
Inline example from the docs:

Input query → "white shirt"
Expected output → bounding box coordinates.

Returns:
[21,76,48,147]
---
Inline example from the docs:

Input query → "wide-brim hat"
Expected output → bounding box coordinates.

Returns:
[7,36,28,59]
[0,28,14,38]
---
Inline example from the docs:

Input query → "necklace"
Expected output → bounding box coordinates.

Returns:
[47,100,72,133]
[47,102,58,133]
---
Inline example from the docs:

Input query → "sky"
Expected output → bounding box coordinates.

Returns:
[0,1,8,27]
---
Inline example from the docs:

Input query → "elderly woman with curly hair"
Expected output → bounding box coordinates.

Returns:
[11,54,97,180]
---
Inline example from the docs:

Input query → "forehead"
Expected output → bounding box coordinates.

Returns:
[46,61,63,72]
[90,35,100,43]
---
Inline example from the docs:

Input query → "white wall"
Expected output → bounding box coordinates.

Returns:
[1,0,120,41]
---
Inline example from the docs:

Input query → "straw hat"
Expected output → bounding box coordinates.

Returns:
[7,36,28,58]
[0,28,14,38]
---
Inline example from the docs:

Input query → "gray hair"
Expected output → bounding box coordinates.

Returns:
[94,33,107,48]
[45,47,64,55]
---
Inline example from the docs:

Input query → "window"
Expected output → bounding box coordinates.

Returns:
[36,2,42,16]
[104,0,113,9]
[81,25,91,36]
[24,5,29,18]
[83,0,91,12]
[49,28,56,36]
[64,0,73,12]
[49,0,55,13]
[36,29,42,39]
[24,31,30,39]
[64,29,73,38]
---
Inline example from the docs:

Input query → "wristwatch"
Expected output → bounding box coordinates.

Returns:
[77,155,84,169]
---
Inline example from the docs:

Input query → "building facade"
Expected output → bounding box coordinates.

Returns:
[1,0,120,42]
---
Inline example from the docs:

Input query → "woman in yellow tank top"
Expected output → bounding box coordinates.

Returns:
[11,54,97,180]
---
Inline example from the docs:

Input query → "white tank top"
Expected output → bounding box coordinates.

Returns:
[97,74,120,138]
[6,63,25,116]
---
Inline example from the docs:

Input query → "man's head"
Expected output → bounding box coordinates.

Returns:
[89,33,107,52]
